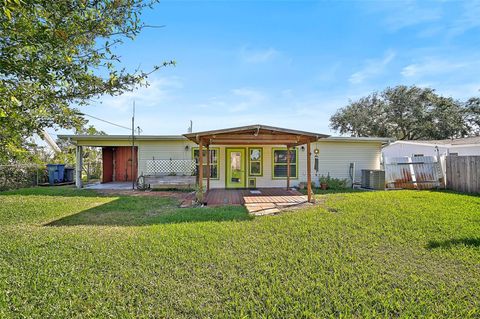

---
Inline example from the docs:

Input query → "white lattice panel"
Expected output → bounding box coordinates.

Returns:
[144,159,196,176]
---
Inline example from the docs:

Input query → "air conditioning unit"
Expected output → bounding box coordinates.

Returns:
[361,169,385,190]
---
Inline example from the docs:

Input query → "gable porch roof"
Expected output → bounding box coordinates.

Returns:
[183,124,329,146]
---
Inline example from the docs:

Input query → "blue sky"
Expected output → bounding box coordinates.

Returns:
[57,0,480,137]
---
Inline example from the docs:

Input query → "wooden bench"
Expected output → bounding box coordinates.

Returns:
[141,175,196,190]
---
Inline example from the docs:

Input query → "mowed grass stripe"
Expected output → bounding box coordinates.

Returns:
[0,187,479,318]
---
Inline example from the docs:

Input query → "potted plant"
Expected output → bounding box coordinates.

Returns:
[319,174,329,190]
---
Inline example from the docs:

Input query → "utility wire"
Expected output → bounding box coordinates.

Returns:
[79,112,131,131]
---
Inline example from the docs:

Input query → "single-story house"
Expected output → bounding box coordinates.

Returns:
[59,124,390,201]
[382,136,480,159]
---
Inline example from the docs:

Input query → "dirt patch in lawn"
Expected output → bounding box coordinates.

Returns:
[93,189,198,207]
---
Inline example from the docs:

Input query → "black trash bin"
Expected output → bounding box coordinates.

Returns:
[64,168,74,183]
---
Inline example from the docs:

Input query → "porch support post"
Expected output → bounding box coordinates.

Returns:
[198,139,204,193]
[206,144,210,191]
[75,145,83,189]
[286,146,291,190]
[307,142,312,203]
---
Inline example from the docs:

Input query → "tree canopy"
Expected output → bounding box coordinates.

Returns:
[0,0,174,163]
[330,85,480,140]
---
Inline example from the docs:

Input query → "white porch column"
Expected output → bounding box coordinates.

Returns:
[75,145,83,188]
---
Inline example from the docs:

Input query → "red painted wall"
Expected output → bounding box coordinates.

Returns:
[102,146,138,182]
[102,147,113,183]
[114,146,138,182]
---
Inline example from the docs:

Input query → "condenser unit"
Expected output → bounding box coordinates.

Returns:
[361,169,385,190]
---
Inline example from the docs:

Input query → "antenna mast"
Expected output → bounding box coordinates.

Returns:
[131,101,135,190]
[188,120,193,133]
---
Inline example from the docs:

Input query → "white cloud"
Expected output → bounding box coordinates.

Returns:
[228,88,267,112]
[99,76,183,112]
[349,50,396,84]
[193,88,267,113]
[435,82,480,100]
[371,1,442,31]
[416,26,444,38]
[448,0,480,37]
[401,58,468,78]
[240,46,279,63]
[399,54,480,100]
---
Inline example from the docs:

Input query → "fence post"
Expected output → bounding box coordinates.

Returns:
[76,145,83,188]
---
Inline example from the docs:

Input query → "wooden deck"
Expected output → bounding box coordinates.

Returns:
[204,188,308,215]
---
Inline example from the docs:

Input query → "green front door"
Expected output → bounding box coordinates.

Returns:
[226,148,246,188]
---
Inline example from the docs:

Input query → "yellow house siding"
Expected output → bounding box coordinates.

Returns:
[231,145,300,188]
[133,139,381,188]
[313,141,382,185]
[136,140,196,176]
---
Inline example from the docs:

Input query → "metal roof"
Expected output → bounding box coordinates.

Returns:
[322,136,393,143]
[58,130,393,144]
[182,124,330,146]
[183,124,329,139]
[58,134,187,141]
[393,136,480,146]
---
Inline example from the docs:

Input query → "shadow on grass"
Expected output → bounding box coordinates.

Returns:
[427,238,480,249]
[1,186,102,197]
[45,196,252,227]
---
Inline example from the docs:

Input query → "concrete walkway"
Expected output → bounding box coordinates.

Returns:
[84,182,134,190]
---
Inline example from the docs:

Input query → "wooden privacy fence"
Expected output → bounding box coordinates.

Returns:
[446,156,480,194]
[384,156,444,190]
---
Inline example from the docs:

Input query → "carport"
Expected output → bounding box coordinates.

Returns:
[58,135,138,188]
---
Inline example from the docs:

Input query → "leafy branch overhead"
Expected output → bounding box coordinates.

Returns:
[330,85,480,140]
[0,0,174,163]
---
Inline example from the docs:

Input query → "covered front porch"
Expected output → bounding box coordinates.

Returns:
[184,124,328,203]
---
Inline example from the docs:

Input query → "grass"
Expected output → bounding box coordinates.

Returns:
[298,187,366,195]
[0,187,479,318]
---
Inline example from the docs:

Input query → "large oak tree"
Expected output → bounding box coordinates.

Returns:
[0,0,173,163]
[330,85,479,140]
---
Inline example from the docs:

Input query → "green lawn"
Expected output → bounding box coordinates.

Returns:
[0,187,479,318]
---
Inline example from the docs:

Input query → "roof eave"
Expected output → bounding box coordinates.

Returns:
[183,124,329,143]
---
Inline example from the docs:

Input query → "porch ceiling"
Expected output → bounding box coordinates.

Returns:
[183,124,329,146]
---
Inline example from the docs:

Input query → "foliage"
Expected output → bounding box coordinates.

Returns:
[55,125,105,179]
[330,85,479,140]
[0,0,174,163]
[465,97,480,135]
[0,164,44,191]
[0,188,479,317]
[319,174,329,184]
[326,177,348,190]
[319,174,348,189]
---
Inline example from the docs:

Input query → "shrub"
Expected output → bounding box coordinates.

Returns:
[319,173,348,190]
[0,165,45,191]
